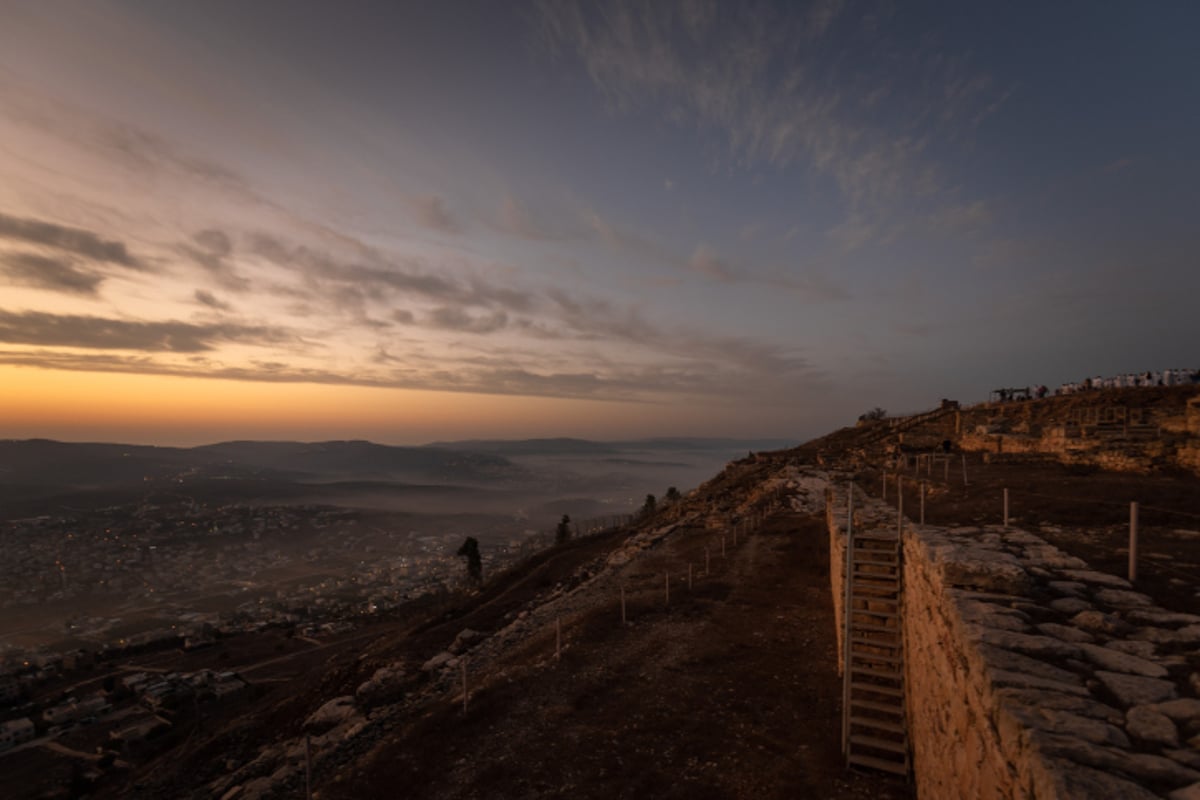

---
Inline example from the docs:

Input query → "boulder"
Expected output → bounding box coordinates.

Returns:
[305,696,357,733]
[356,667,406,708]
[421,652,454,672]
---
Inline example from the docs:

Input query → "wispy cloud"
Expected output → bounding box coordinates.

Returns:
[496,194,567,241]
[193,289,233,312]
[408,194,459,234]
[687,244,737,281]
[181,228,251,292]
[1,251,105,296]
[0,310,293,353]
[538,0,1005,237]
[0,211,143,269]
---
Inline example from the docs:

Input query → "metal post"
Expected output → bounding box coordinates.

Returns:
[1129,502,1139,582]
[882,471,887,501]
[920,481,925,525]
[842,480,854,757]
[721,535,726,558]
[961,453,968,486]
[1003,488,1009,529]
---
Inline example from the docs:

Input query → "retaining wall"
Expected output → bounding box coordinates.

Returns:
[826,480,1200,799]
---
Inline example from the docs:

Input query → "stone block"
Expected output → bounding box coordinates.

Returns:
[980,628,1084,660]
[1095,670,1178,707]
[1035,622,1095,643]
[1127,704,1181,747]
[1094,588,1156,608]
[1077,643,1169,678]
[1071,609,1132,636]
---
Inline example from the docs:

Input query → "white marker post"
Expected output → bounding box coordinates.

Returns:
[1129,502,1139,582]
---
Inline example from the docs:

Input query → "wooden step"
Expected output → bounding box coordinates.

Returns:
[852,554,899,566]
[850,698,905,716]
[850,585,899,598]
[849,597,897,609]
[849,733,908,755]
[846,751,908,776]
[852,566,898,577]
[850,608,899,619]
[850,649,902,664]
[850,636,901,648]
[850,665,903,681]
[851,621,900,634]
[855,530,899,541]
[850,682,904,698]
[850,716,907,735]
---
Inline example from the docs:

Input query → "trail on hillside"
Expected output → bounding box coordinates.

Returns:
[330,511,912,800]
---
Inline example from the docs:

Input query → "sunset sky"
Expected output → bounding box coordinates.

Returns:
[1,1,1197,446]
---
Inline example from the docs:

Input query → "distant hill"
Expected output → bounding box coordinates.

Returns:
[424,436,794,456]
[0,439,517,486]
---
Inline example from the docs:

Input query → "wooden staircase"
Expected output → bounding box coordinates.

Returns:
[844,527,910,776]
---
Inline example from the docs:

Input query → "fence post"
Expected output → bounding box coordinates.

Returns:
[305,735,312,800]
[705,547,710,575]
[897,475,904,535]
[688,563,693,591]
[461,658,469,713]
[882,471,887,502]
[556,617,562,662]
[961,453,968,486]
[1129,502,1139,582]
[621,585,626,625]
[1003,488,1009,529]
[919,481,926,525]
[721,534,726,558]
[944,457,949,482]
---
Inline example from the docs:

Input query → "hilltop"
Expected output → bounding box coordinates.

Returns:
[7,385,1200,799]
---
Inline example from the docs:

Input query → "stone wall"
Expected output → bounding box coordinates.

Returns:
[827,481,1200,799]
[947,389,1200,477]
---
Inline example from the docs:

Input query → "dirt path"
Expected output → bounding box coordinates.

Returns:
[331,511,913,799]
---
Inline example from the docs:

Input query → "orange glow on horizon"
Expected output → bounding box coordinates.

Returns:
[0,364,694,445]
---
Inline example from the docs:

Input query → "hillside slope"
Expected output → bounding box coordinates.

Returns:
[116,456,910,800]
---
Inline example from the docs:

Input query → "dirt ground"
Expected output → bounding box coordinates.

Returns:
[856,458,1200,615]
[329,511,912,800]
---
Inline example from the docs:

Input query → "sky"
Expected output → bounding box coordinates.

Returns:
[1,1,1198,446]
